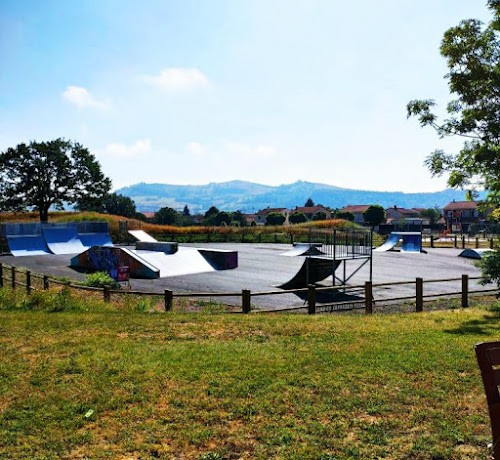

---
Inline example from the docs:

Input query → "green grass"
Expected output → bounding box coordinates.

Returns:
[0,291,498,458]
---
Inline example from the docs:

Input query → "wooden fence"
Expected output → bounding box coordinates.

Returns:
[0,262,498,315]
[425,235,495,249]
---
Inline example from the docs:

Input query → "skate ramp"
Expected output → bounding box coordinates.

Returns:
[281,243,324,257]
[43,226,86,255]
[71,246,159,279]
[374,233,400,252]
[7,235,51,257]
[128,230,157,242]
[401,233,422,252]
[79,233,113,248]
[279,257,341,290]
[132,248,215,278]
[459,248,493,259]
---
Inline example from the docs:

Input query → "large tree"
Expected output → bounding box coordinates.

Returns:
[265,212,286,226]
[407,0,500,207]
[363,205,386,229]
[76,192,136,218]
[153,206,179,225]
[0,139,111,222]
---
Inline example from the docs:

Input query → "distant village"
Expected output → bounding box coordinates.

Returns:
[137,199,494,235]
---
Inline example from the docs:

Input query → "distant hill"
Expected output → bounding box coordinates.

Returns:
[115,180,483,213]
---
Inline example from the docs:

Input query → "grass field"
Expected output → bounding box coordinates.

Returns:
[1,290,499,459]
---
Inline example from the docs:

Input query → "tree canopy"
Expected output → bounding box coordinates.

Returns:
[265,212,286,226]
[312,211,327,221]
[153,206,179,225]
[363,205,385,228]
[0,139,111,222]
[420,208,441,225]
[76,192,136,218]
[289,212,307,224]
[407,0,500,208]
[304,198,314,207]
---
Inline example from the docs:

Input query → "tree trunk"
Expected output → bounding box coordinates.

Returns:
[39,207,49,223]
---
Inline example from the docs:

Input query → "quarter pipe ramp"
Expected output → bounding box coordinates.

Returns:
[6,235,51,257]
[279,257,341,290]
[43,226,86,255]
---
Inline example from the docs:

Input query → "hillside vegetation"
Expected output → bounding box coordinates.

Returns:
[0,211,363,244]
[0,289,497,459]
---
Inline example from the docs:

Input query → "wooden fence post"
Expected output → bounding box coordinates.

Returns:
[461,236,465,249]
[462,274,469,308]
[11,266,15,289]
[416,277,423,312]
[454,235,458,248]
[164,289,173,311]
[26,270,31,295]
[43,275,49,290]
[490,238,494,249]
[308,284,316,315]
[475,237,479,249]
[430,235,434,248]
[242,289,251,313]
[103,286,110,302]
[0,263,3,288]
[364,281,373,314]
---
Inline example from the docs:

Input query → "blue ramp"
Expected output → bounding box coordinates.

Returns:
[374,233,400,252]
[401,233,422,252]
[43,226,86,255]
[79,233,113,248]
[7,235,51,257]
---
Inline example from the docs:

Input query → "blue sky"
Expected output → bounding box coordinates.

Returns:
[0,0,492,192]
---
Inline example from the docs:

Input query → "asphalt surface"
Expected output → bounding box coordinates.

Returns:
[0,243,489,310]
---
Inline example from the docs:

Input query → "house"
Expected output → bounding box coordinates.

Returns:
[254,207,290,225]
[340,205,371,225]
[293,206,331,220]
[385,206,418,222]
[244,214,257,226]
[140,212,155,220]
[443,200,488,233]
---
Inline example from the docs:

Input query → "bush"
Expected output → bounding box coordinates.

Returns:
[82,272,120,289]
[477,250,500,289]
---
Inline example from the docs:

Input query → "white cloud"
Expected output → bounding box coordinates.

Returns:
[185,141,207,155]
[143,68,210,92]
[223,141,277,158]
[102,139,152,158]
[62,86,110,110]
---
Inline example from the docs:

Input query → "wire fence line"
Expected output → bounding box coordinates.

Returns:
[0,261,497,315]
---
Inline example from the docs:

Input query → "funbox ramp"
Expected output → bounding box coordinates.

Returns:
[71,246,160,279]
[128,230,157,243]
[133,248,215,278]
[279,257,341,290]
[281,243,325,257]
[42,226,86,255]
[7,235,51,257]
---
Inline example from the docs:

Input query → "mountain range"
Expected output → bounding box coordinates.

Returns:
[115,180,482,214]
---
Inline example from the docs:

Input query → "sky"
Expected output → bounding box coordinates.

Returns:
[0,0,493,192]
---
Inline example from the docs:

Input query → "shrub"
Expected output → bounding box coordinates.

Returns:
[82,272,120,289]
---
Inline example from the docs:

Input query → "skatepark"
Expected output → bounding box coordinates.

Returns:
[0,222,489,311]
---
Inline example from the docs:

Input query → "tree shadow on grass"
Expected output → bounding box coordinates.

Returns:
[444,312,500,335]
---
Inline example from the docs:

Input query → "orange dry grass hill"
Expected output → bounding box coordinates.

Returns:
[0,211,358,238]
